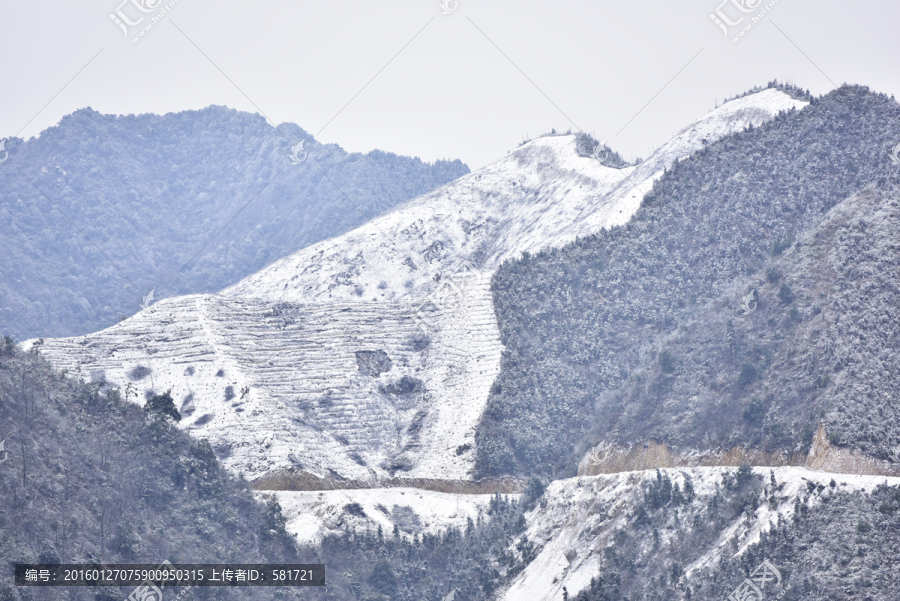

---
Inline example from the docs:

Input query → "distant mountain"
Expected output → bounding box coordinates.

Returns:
[480,84,900,480]
[26,87,807,488]
[0,106,468,340]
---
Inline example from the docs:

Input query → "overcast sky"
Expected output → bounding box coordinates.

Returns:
[1,1,898,170]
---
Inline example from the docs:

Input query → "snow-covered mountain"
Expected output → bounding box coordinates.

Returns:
[499,466,900,601]
[264,486,514,547]
[264,464,899,601]
[28,89,807,486]
[224,88,805,304]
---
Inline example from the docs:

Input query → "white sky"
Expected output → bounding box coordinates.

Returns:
[1,1,898,170]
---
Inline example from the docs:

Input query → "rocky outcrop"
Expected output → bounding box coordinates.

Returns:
[578,424,900,477]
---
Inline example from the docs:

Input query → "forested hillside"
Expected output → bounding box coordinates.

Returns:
[477,85,900,479]
[0,107,468,341]
[4,338,897,601]
[308,468,900,601]
[0,340,311,601]
[559,469,900,601]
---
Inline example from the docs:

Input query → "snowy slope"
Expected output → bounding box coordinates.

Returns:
[225,89,806,305]
[262,487,518,546]
[499,466,900,601]
[28,89,807,486]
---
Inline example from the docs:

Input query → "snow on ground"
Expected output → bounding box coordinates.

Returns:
[28,89,807,486]
[259,488,518,547]
[25,282,501,483]
[498,466,900,601]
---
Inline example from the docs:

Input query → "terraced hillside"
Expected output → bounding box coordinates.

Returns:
[31,284,500,484]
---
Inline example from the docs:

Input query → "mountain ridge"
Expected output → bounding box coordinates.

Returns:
[0,105,468,340]
[26,87,808,488]
[479,84,900,481]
